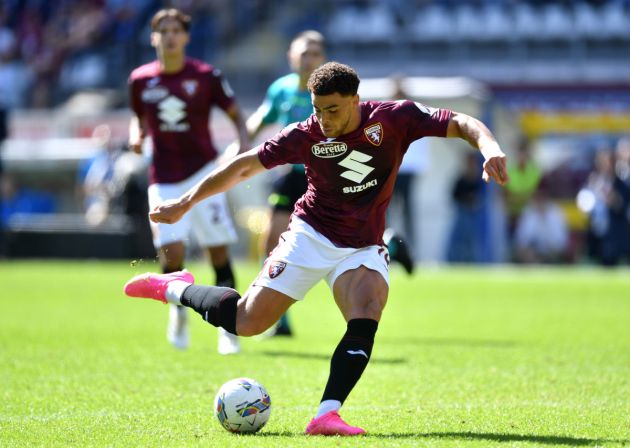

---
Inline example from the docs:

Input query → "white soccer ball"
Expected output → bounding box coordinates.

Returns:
[214,377,272,433]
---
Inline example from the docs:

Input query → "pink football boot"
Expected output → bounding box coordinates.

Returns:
[123,271,194,303]
[305,411,365,436]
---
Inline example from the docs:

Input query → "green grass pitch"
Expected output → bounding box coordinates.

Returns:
[0,260,628,447]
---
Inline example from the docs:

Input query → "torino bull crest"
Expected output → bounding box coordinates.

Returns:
[268,261,287,279]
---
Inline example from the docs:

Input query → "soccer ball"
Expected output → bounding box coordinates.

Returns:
[214,377,272,433]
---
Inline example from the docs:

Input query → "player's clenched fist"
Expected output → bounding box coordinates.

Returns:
[482,154,509,185]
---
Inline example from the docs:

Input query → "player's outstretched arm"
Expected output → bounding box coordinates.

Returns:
[446,112,509,185]
[225,103,251,155]
[221,107,267,162]
[149,148,266,224]
[244,106,268,141]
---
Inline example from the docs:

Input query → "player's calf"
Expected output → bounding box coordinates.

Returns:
[180,285,240,335]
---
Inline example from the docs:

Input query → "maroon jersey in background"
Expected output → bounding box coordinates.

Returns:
[129,58,235,184]
[258,100,452,248]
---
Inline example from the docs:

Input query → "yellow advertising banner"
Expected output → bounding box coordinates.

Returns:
[519,111,630,137]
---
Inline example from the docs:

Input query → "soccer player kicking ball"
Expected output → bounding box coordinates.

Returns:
[124,62,509,435]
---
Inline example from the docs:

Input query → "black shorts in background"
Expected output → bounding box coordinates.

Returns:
[268,168,308,213]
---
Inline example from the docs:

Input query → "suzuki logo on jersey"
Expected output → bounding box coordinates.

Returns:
[158,95,190,132]
[339,150,374,183]
[364,122,383,146]
[343,179,377,194]
[312,141,348,158]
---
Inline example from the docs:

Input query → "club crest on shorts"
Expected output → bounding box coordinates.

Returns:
[268,261,287,279]
[364,123,383,146]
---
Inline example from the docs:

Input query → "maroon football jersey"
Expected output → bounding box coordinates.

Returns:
[258,100,452,248]
[129,58,235,184]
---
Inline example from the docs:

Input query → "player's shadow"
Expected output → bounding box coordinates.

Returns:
[230,431,626,445]
[368,431,626,446]
[250,431,299,437]
[386,336,518,348]
[260,350,406,364]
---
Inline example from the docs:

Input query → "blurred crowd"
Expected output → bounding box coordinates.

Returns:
[0,0,281,109]
[3,0,630,110]
[446,136,630,266]
[1,1,629,265]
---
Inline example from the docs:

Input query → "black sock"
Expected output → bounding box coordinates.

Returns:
[162,265,184,274]
[321,318,378,404]
[181,285,240,335]
[214,261,235,289]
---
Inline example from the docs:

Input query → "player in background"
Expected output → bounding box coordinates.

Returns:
[128,8,249,354]
[237,30,326,336]
[241,31,413,336]
[125,62,508,435]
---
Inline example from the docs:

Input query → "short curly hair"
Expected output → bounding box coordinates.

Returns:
[307,62,360,96]
[151,8,191,32]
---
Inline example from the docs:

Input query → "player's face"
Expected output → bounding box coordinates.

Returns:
[312,92,359,138]
[289,40,326,78]
[151,17,189,56]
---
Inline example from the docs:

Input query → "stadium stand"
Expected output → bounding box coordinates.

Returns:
[1,0,629,262]
[1,1,630,107]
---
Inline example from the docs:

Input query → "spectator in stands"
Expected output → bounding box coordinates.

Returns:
[446,151,485,263]
[110,139,154,260]
[504,137,541,235]
[616,137,630,187]
[513,182,569,264]
[0,6,12,255]
[77,124,122,227]
[77,123,153,257]
[0,105,4,256]
[386,76,429,269]
[577,148,630,266]
[614,138,630,262]
[17,6,64,108]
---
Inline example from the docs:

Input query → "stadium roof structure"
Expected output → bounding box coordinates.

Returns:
[358,76,490,102]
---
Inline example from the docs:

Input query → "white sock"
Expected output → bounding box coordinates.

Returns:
[165,280,191,305]
[315,400,341,418]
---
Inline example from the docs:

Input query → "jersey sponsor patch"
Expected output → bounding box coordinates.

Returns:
[338,150,375,183]
[364,122,383,146]
[182,80,198,96]
[342,179,378,194]
[268,261,287,279]
[142,86,168,103]
[311,141,348,158]
[158,95,188,131]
